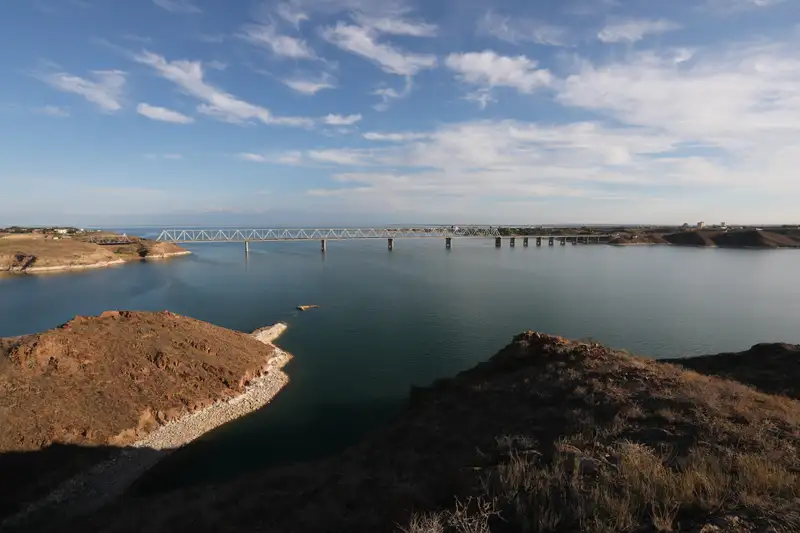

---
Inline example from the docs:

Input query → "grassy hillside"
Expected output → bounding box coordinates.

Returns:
[63,332,800,533]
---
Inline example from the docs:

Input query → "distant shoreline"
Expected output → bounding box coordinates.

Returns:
[12,251,192,274]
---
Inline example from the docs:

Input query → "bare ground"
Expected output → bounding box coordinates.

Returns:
[0,311,285,522]
[0,234,187,273]
[58,332,800,533]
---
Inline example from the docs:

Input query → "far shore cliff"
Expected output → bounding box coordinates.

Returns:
[0,232,189,274]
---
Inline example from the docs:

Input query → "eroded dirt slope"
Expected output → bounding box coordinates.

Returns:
[71,332,800,533]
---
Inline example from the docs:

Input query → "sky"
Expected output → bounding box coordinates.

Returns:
[2,0,800,226]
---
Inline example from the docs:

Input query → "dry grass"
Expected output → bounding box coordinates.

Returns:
[67,332,800,533]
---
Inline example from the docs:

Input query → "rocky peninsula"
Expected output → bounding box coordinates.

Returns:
[0,311,292,527]
[20,330,798,533]
[0,231,189,274]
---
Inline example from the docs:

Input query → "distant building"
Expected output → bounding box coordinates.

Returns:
[696,221,705,229]
[55,228,68,234]
[720,222,727,229]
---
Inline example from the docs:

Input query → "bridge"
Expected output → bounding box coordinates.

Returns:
[156,227,612,253]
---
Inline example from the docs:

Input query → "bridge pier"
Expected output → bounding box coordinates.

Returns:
[536,237,542,246]
[549,237,554,246]
[445,237,452,249]
[321,239,327,253]
[510,237,516,247]
[245,240,249,254]
[523,237,529,247]
[495,237,502,248]
[572,237,578,245]
[560,237,566,246]
[388,238,394,251]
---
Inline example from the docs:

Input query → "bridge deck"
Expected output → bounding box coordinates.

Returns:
[156,228,611,243]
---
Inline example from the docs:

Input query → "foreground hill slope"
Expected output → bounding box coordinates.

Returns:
[75,333,800,533]
[0,311,281,522]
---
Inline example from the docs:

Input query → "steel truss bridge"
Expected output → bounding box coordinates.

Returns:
[156,227,612,251]
[156,227,505,242]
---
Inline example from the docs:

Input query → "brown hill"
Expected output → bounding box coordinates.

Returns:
[0,234,187,273]
[0,311,281,523]
[666,342,800,399]
[661,230,718,246]
[65,332,800,533]
[663,229,800,248]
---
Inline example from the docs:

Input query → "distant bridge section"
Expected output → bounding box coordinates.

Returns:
[155,227,612,253]
[156,227,501,243]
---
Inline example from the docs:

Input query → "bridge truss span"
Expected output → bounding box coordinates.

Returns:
[156,226,502,243]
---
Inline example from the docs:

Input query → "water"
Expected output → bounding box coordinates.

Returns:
[2,239,800,491]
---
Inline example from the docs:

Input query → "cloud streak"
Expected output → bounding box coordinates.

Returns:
[322,23,437,76]
[137,103,194,124]
[598,18,682,43]
[40,70,126,112]
[134,51,313,127]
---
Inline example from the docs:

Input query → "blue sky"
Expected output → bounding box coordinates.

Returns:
[2,0,799,226]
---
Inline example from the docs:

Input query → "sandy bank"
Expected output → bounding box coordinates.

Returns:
[18,251,192,274]
[4,322,292,529]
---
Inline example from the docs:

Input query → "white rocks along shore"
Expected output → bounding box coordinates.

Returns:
[4,322,292,529]
[18,250,192,274]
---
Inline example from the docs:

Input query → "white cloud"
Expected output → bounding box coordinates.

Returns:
[463,90,496,110]
[706,0,785,12]
[136,103,194,124]
[371,78,413,110]
[145,153,183,160]
[134,51,313,127]
[308,149,371,165]
[322,23,437,76]
[152,0,201,13]
[40,70,126,112]
[354,14,437,37]
[241,24,316,59]
[270,0,412,19]
[598,18,682,43]
[477,11,569,47]
[237,153,268,162]
[363,131,428,142]
[323,113,362,126]
[276,2,309,27]
[557,44,800,151]
[297,119,685,209]
[283,75,336,94]
[34,105,70,117]
[445,51,553,100]
[300,40,797,211]
[277,151,304,164]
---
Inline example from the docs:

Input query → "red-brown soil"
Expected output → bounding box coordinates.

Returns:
[67,333,800,533]
[0,234,187,272]
[0,311,279,521]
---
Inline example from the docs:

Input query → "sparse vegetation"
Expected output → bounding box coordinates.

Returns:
[64,332,800,533]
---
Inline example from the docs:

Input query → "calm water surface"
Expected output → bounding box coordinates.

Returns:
[2,237,799,490]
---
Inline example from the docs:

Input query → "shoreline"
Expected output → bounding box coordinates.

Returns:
[5,251,192,275]
[5,321,291,528]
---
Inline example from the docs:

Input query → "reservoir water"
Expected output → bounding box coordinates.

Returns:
[2,237,800,491]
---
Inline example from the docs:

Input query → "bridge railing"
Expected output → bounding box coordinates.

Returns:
[156,227,503,243]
